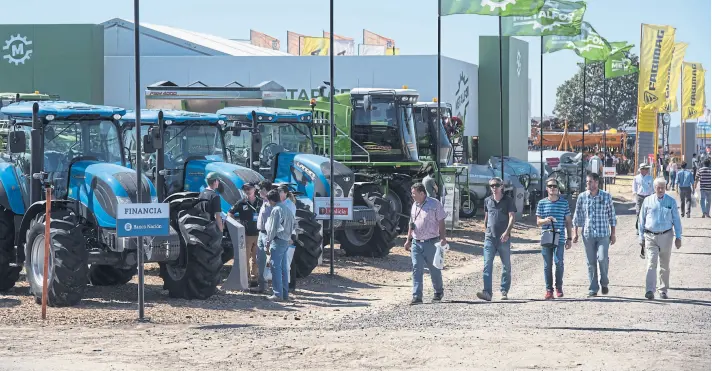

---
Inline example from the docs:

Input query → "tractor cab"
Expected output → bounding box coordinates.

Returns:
[347,88,420,163]
[412,101,454,166]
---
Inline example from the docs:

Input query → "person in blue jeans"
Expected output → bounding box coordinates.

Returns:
[264,189,295,302]
[253,181,273,293]
[536,178,573,300]
[476,177,516,301]
[573,173,617,297]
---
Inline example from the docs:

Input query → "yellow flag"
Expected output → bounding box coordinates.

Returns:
[682,62,706,120]
[385,48,400,55]
[661,42,688,113]
[300,37,329,56]
[638,24,676,110]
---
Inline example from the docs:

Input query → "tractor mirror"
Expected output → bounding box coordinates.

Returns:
[363,95,372,111]
[142,134,156,154]
[148,126,163,149]
[8,130,26,153]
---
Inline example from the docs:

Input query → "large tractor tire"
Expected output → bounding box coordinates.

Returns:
[293,208,323,278]
[0,207,20,292]
[159,203,222,300]
[88,265,135,286]
[25,209,88,307]
[220,229,235,265]
[459,190,478,218]
[337,184,399,257]
[386,176,413,234]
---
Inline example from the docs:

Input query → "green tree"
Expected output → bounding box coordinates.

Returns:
[553,54,639,131]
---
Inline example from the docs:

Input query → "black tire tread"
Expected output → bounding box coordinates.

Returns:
[293,208,323,278]
[25,209,88,307]
[388,176,414,233]
[0,207,19,292]
[337,184,397,258]
[88,265,135,286]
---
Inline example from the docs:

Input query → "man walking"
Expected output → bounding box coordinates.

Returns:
[228,183,262,286]
[691,153,699,181]
[675,162,694,218]
[422,168,439,199]
[695,159,711,218]
[536,178,573,299]
[573,173,617,297]
[404,183,447,305]
[639,178,683,300]
[476,177,516,301]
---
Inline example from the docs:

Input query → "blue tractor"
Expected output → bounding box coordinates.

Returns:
[118,110,320,279]
[217,106,399,258]
[0,101,185,306]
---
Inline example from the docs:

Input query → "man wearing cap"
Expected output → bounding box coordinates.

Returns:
[253,180,274,293]
[229,183,263,286]
[200,172,224,233]
[632,164,654,217]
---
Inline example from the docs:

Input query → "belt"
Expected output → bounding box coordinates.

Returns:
[414,236,439,243]
[645,229,671,235]
[259,230,267,234]
[637,194,651,197]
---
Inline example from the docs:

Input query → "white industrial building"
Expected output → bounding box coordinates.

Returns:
[101,18,480,137]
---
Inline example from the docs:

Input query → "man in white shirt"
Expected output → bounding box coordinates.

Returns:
[632,164,654,216]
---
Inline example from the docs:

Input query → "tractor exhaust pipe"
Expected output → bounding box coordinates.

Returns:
[156,110,165,201]
[30,102,43,204]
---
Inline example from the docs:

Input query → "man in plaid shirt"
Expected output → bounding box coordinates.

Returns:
[573,173,617,298]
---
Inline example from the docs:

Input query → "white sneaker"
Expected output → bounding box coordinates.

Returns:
[266,295,283,302]
[501,292,508,300]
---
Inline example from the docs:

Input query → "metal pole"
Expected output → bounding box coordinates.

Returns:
[328,0,335,276]
[498,17,505,179]
[133,0,146,322]
[41,183,51,320]
[539,36,544,196]
[603,66,607,191]
[437,0,442,198]
[581,61,587,192]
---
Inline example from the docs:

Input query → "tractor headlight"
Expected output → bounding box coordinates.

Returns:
[45,114,55,121]
[113,114,122,120]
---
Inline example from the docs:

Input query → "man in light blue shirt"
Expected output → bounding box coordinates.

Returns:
[638,177,683,300]
[675,162,695,218]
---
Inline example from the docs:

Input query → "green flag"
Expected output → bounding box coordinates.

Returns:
[441,0,545,16]
[502,0,586,36]
[605,44,638,78]
[544,22,611,61]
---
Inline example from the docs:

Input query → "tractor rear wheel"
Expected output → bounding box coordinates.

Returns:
[460,191,478,218]
[25,209,88,307]
[293,208,323,278]
[0,207,19,292]
[387,176,413,234]
[337,184,398,257]
[160,203,222,300]
[88,265,135,286]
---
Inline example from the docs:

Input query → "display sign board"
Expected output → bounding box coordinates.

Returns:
[314,197,354,220]
[603,167,617,178]
[117,203,170,237]
[442,175,460,228]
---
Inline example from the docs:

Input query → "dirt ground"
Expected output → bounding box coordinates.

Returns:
[0,190,709,370]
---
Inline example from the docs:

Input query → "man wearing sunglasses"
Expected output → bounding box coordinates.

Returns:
[536,179,573,300]
[476,177,516,301]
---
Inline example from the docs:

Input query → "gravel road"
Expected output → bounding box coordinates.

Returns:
[0,195,709,370]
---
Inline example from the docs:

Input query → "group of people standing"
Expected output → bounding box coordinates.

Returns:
[200,173,300,302]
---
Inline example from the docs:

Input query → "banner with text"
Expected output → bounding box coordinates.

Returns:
[250,30,280,51]
[662,42,688,113]
[682,62,706,120]
[637,24,676,111]
[502,0,586,37]
[314,197,354,221]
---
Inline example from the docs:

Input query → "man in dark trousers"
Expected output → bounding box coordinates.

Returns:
[200,172,224,233]
[229,182,262,287]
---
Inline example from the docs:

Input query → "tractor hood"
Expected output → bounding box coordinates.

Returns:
[68,160,157,229]
[275,153,355,199]
[183,158,263,213]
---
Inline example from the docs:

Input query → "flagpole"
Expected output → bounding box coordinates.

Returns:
[498,16,505,179]
[581,60,587,192]
[437,0,442,198]
[602,64,607,191]
[328,0,335,276]
[540,36,544,197]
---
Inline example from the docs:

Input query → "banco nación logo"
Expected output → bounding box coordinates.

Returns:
[3,34,33,66]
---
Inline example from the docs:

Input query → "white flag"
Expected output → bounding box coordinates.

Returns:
[334,40,355,56]
[358,44,386,56]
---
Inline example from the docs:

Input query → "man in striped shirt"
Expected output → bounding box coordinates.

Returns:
[694,159,711,218]
[638,178,683,300]
[573,173,617,297]
[536,178,573,300]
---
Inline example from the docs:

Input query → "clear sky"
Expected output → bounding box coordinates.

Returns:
[4,0,711,127]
